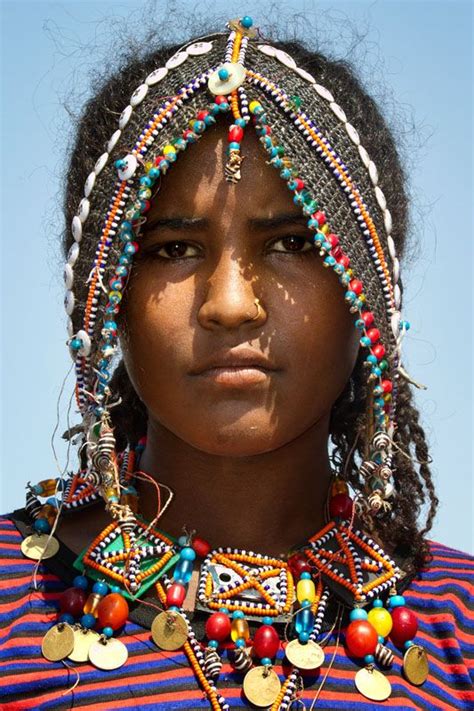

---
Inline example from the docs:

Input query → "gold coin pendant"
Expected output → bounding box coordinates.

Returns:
[243,666,281,708]
[151,610,188,651]
[285,639,325,670]
[21,534,59,561]
[41,623,75,661]
[355,666,392,701]
[68,628,100,663]
[88,637,128,670]
[403,644,429,685]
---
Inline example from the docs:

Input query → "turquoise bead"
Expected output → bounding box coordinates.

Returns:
[228,141,240,150]
[388,595,405,608]
[373,599,383,608]
[262,616,273,626]
[178,535,188,547]
[364,654,375,664]
[345,291,357,303]
[378,635,385,643]
[34,518,51,534]
[233,610,245,619]
[349,608,368,621]
[70,338,82,351]
[174,558,193,584]
[240,15,253,28]
[208,639,219,649]
[60,613,75,624]
[93,581,109,596]
[300,572,311,580]
[73,575,88,590]
[102,626,114,638]
[404,640,414,649]
[81,613,96,629]
[218,67,229,81]
[324,256,336,266]
[235,638,246,648]
[298,631,310,643]
[235,117,246,127]
[261,657,272,666]
[295,607,314,635]
[366,354,378,365]
[180,546,196,562]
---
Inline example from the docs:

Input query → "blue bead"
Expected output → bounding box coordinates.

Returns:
[139,176,152,187]
[70,338,82,351]
[240,15,253,28]
[73,575,88,590]
[378,635,385,644]
[235,118,246,127]
[364,654,375,664]
[81,613,96,629]
[372,367,382,377]
[400,320,411,331]
[119,255,131,266]
[34,518,51,534]
[295,607,314,635]
[208,639,219,649]
[355,319,365,330]
[345,290,357,303]
[300,599,312,609]
[233,610,245,619]
[300,572,311,580]
[218,67,229,81]
[93,581,109,596]
[177,535,188,547]
[228,142,240,151]
[298,631,310,643]
[235,638,246,648]
[262,616,273,626]
[204,115,216,126]
[219,607,228,614]
[102,626,114,638]
[366,354,378,365]
[59,613,75,624]
[124,242,137,255]
[110,585,121,593]
[193,120,206,134]
[180,546,196,562]
[148,168,160,179]
[46,496,60,508]
[360,336,371,347]
[349,608,368,621]
[32,484,43,495]
[168,605,180,612]
[174,558,193,584]
[280,168,292,179]
[372,599,383,608]
[404,640,414,649]
[388,594,405,608]
[261,657,272,666]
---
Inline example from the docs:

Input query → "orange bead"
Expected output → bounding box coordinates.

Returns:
[37,479,58,497]
[97,593,129,631]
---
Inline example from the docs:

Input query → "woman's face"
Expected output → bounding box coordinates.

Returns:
[121,124,360,456]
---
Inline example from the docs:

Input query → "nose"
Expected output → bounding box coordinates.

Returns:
[197,249,266,331]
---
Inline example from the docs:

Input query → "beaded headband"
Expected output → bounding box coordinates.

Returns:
[63,17,411,519]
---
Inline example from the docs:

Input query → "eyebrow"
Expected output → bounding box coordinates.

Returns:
[143,214,309,232]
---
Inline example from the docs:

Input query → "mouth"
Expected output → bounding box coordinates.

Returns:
[192,365,274,388]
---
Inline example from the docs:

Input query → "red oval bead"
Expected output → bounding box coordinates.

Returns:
[154,155,165,166]
[314,211,326,226]
[367,328,380,343]
[197,110,209,121]
[327,233,339,247]
[390,607,418,645]
[332,246,343,260]
[361,311,374,327]
[338,254,350,268]
[166,583,186,608]
[288,553,312,579]
[59,587,87,618]
[292,178,305,191]
[381,379,393,393]
[228,125,244,143]
[349,279,363,295]
[192,537,211,558]
[97,593,129,631]
[372,344,386,360]
[345,620,378,657]
[214,95,227,105]
[205,612,231,642]
[253,625,280,659]
[329,493,354,520]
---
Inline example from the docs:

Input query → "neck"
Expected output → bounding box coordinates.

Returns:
[135,416,334,557]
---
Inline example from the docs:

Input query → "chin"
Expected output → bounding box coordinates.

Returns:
[188,425,286,458]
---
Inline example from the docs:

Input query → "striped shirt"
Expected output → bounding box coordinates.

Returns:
[1,511,472,710]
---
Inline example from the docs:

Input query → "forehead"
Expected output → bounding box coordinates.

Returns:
[147,122,301,220]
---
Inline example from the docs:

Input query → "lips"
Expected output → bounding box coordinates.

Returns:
[190,347,277,375]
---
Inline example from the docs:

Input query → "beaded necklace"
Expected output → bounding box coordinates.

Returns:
[21,440,430,708]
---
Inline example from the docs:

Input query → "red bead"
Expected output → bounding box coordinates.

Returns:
[338,254,350,268]
[214,95,227,104]
[253,625,280,659]
[367,328,380,343]
[97,593,129,631]
[293,178,305,191]
[345,620,378,657]
[329,493,354,520]
[288,553,312,579]
[361,311,374,327]
[372,344,386,360]
[327,233,339,247]
[197,110,209,121]
[192,536,211,558]
[349,279,363,295]
[59,587,87,618]
[205,612,231,642]
[390,607,418,646]
[154,155,165,166]
[141,199,151,213]
[332,246,343,260]
[228,125,244,143]
[381,379,393,393]
[314,211,326,226]
[166,583,186,608]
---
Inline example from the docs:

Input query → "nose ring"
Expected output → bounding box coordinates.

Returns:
[251,298,262,320]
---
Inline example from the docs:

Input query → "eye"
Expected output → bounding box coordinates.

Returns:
[268,234,314,254]
[147,240,201,260]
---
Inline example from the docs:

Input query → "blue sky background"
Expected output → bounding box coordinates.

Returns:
[1,0,472,552]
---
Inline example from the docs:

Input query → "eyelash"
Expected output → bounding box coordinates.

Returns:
[145,235,315,262]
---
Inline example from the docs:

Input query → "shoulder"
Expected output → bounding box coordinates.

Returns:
[405,539,473,604]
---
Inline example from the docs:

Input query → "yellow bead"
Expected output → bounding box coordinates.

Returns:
[320,223,330,234]
[384,393,392,403]
[38,479,58,497]
[359,294,366,303]
[144,161,153,173]
[297,579,316,604]
[367,607,393,638]
[163,144,176,156]
[83,593,102,617]
[104,487,118,500]
[249,100,261,114]
[231,617,250,642]
[347,269,353,277]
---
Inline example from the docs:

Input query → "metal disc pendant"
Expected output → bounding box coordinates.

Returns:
[42,623,75,661]
[151,610,188,651]
[403,644,429,686]
[21,534,59,560]
[243,666,281,708]
[285,639,325,670]
[68,628,100,663]
[355,666,392,701]
[88,637,128,671]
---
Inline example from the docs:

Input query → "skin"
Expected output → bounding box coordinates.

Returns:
[58,122,360,557]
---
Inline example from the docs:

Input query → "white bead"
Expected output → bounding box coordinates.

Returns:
[165,51,188,69]
[117,153,138,180]
[186,41,213,55]
[368,160,379,185]
[107,129,121,153]
[387,235,397,260]
[393,257,400,283]
[375,186,386,211]
[64,290,75,315]
[63,263,74,289]
[257,44,276,57]
[67,242,79,266]
[275,49,297,69]
[130,83,148,107]
[330,102,347,123]
[74,329,92,357]
[84,171,96,197]
[119,105,133,130]
[208,62,246,95]
[345,122,360,145]
[145,67,168,86]
[358,144,370,167]
[391,311,401,339]
[294,66,315,83]
[71,215,82,242]
[314,83,334,103]
[394,283,401,309]
[384,209,393,235]
[67,318,74,338]
[78,198,90,223]
[94,152,109,175]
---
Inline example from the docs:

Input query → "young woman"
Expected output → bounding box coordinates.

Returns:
[1,16,472,710]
